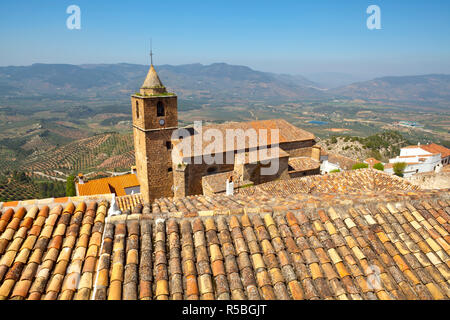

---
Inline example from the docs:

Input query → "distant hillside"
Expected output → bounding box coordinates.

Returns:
[330,74,450,108]
[304,72,371,89]
[0,63,323,104]
[0,63,448,109]
[319,130,409,162]
[157,63,322,101]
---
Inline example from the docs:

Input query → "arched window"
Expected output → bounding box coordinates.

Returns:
[157,101,165,117]
[135,101,139,118]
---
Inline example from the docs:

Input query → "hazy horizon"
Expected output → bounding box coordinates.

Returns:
[1,0,449,78]
[1,61,449,81]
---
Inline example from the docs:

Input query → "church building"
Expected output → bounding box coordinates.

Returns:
[132,59,324,203]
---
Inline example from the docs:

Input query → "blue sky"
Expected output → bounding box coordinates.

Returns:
[0,0,449,77]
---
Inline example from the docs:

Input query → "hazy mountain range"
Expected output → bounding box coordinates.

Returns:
[0,63,448,108]
[304,72,372,88]
[332,74,450,106]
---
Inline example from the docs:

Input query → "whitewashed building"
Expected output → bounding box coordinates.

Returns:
[319,151,357,174]
[385,143,448,177]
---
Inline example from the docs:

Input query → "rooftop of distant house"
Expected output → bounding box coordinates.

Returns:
[403,143,450,158]
[326,153,358,171]
[76,173,139,197]
[365,158,381,167]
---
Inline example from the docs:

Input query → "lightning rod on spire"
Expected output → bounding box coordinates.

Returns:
[150,38,154,66]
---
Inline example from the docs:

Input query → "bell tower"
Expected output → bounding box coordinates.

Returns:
[131,51,178,203]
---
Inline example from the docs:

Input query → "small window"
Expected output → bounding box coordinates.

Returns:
[157,101,165,117]
[136,101,139,118]
[166,141,172,150]
[168,167,173,172]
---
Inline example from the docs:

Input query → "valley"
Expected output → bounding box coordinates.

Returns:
[0,62,449,202]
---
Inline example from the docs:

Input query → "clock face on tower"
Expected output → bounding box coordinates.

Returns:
[159,119,165,126]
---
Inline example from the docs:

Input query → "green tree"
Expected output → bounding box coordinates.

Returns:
[66,175,76,196]
[393,162,407,177]
[330,169,341,173]
[373,163,384,171]
[352,163,369,170]
[38,182,48,198]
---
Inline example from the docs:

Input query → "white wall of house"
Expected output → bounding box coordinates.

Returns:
[320,160,341,174]
[388,152,442,178]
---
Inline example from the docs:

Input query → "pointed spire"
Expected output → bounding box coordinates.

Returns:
[140,40,167,95]
[142,64,165,89]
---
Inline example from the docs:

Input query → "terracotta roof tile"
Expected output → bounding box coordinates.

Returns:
[289,157,321,172]
[77,174,139,197]
[420,143,450,158]
[174,119,315,158]
[0,179,449,300]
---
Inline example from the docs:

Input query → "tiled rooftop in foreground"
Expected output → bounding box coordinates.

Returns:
[0,181,448,299]
[117,169,421,213]
[238,168,420,197]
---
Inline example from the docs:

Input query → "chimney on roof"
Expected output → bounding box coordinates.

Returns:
[418,142,421,147]
[107,193,122,217]
[311,145,321,162]
[226,176,234,196]
[78,173,85,184]
[131,166,137,175]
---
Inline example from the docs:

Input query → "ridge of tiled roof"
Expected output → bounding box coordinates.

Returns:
[0,194,114,211]
[0,190,449,300]
[115,169,420,214]
[238,169,419,198]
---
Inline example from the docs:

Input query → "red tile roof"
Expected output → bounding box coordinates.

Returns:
[365,158,381,167]
[288,157,321,172]
[0,188,449,300]
[76,174,139,197]
[327,153,358,170]
[421,144,450,158]
[174,119,315,158]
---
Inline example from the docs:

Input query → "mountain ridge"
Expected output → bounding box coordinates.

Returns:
[0,62,448,108]
[330,74,450,108]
